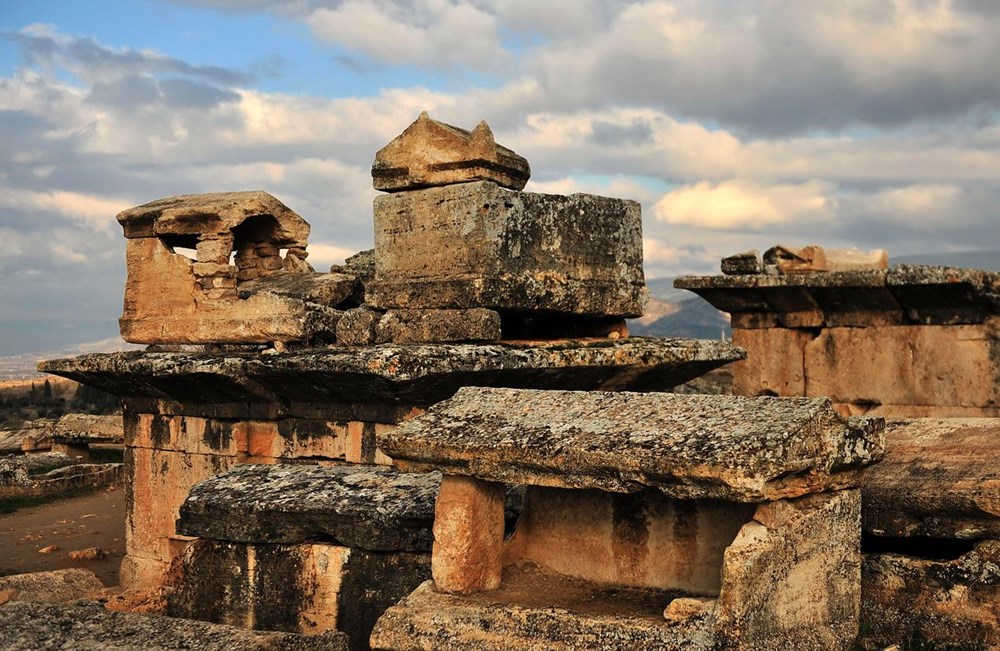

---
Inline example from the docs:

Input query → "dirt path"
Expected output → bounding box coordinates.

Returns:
[0,487,125,586]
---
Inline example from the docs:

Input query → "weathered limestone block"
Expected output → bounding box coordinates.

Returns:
[730,327,810,397]
[803,321,1000,413]
[168,541,427,648]
[715,490,862,650]
[329,249,374,306]
[375,308,501,344]
[178,464,439,551]
[0,600,349,650]
[336,307,383,346]
[367,181,647,317]
[237,272,357,308]
[861,540,1000,650]
[41,338,746,406]
[887,264,1000,324]
[764,244,888,274]
[863,419,1000,539]
[380,388,885,501]
[0,568,105,604]
[372,112,530,192]
[432,476,505,594]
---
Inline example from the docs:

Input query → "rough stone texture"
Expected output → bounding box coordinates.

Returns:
[116,191,310,242]
[336,307,383,346]
[167,540,428,650]
[329,249,375,306]
[0,568,105,604]
[862,419,1000,539]
[380,387,884,501]
[0,600,349,650]
[372,113,530,192]
[53,413,123,442]
[0,453,122,500]
[238,272,358,308]
[374,493,860,650]
[714,490,862,650]
[40,338,745,407]
[375,308,501,344]
[721,250,762,275]
[178,464,439,552]
[120,237,342,345]
[0,418,55,453]
[676,264,1000,327]
[367,181,647,317]
[432,476,505,594]
[861,540,1000,650]
[729,320,1000,418]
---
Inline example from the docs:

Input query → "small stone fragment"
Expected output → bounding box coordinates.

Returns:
[721,250,762,275]
[375,309,501,344]
[372,112,530,192]
[663,597,714,621]
[38,544,59,554]
[763,245,888,274]
[0,588,17,605]
[69,547,107,561]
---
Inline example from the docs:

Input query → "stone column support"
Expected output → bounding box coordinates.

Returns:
[432,475,505,594]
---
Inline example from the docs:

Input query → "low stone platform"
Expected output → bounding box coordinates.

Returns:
[0,600,349,650]
[40,338,744,407]
[178,464,440,551]
[380,387,885,501]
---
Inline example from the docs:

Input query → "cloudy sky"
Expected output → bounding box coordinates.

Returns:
[1,0,999,354]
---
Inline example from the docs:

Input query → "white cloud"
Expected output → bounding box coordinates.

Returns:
[652,180,834,231]
[0,187,130,233]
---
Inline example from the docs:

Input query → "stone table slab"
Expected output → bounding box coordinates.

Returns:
[39,338,744,406]
[0,600,348,650]
[862,418,1000,539]
[178,464,440,552]
[379,387,885,501]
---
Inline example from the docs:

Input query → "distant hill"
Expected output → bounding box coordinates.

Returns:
[631,278,731,340]
[0,338,142,381]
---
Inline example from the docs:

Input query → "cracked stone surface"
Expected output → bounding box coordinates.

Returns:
[862,418,1000,539]
[379,387,885,501]
[40,338,744,406]
[0,600,349,650]
[178,464,440,552]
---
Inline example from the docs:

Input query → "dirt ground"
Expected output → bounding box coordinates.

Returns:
[0,487,126,586]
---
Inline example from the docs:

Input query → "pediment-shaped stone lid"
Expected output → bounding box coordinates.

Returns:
[372,112,530,192]
[379,387,885,502]
[116,190,309,244]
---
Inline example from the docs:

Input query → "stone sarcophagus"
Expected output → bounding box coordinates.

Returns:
[371,387,885,651]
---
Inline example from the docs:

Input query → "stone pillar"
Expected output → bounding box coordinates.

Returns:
[432,475,505,594]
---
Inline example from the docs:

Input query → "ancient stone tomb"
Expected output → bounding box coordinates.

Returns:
[371,387,885,650]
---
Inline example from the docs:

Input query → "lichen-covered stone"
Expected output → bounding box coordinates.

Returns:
[375,308,501,344]
[0,569,105,604]
[336,307,383,346]
[0,600,349,650]
[372,113,530,192]
[862,418,1000,539]
[368,181,647,317]
[40,338,745,406]
[380,387,884,501]
[237,272,358,308]
[861,540,1000,650]
[178,464,439,552]
[721,250,762,275]
[52,413,123,443]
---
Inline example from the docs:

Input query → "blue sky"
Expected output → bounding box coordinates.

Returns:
[1,0,999,354]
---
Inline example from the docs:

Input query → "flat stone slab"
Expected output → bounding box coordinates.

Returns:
[0,568,104,604]
[40,338,744,406]
[178,464,439,552]
[379,388,884,501]
[0,600,348,650]
[862,418,1000,539]
[676,264,1000,326]
[370,577,712,651]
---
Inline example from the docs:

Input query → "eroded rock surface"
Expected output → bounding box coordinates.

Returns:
[0,600,349,650]
[0,568,105,604]
[368,181,647,317]
[380,388,884,501]
[178,464,439,551]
